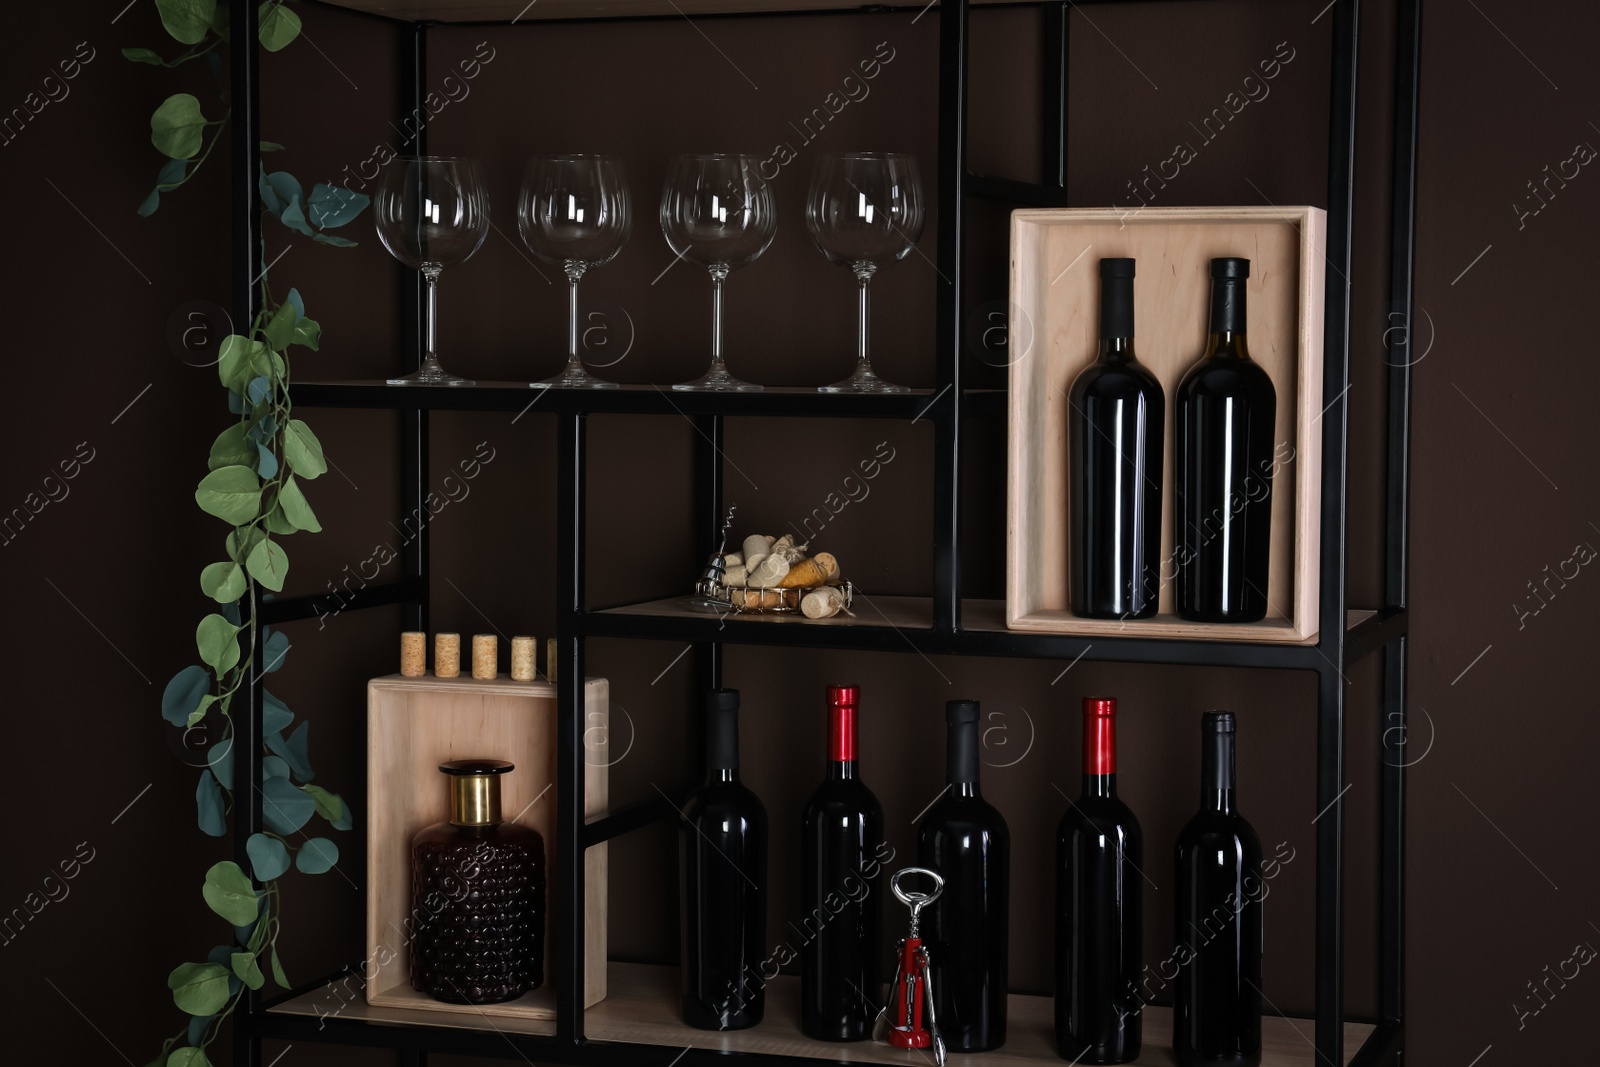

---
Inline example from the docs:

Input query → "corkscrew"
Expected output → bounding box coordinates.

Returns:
[878,866,946,1066]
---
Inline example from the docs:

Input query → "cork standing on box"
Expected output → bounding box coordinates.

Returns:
[434,633,461,679]
[399,632,426,677]
[472,634,497,680]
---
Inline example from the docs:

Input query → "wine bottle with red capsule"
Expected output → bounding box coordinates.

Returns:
[801,685,886,1042]
[1055,696,1143,1064]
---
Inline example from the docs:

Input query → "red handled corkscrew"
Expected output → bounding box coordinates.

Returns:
[877,867,946,1066]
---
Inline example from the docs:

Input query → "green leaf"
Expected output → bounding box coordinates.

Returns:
[186,694,216,728]
[297,837,339,875]
[263,692,292,734]
[185,1012,213,1047]
[150,93,207,159]
[302,784,343,826]
[262,755,291,780]
[195,465,262,525]
[137,188,162,217]
[307,184,370,229]
[195,614,241,672]
[196,770,226,837]
[168,961,231,1016]
[217,334,269,392]
[246,375,273,406]
[226,525,266,566]
[231,951,265,990]
[210,3,230,39]
[123,47,166,65]
[285,288,305,320]
[282,420,326,480]
[311,233,359,248]
[199,560,246,604]
[158,158,188,189]
[291,315,321,350]
[267,720,313,781]
[279,197,314,237]
[255,441,279,481]
[263,628,290,672]
[202,861,259,925]
[263,302,296,351]
[246,833,290,881]
[270,946,289,989]
[245,537,288,592]
[257,1,303,51]
[277,476,321,532]
[262,776,314,834]
[157,0,217,44]
[259,140,284,152]
[207,423,254,471]
[207,737,233,790]
[168,1046,213,1067]
[162,665,211,727]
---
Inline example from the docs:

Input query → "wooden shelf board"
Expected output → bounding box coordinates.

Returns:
[595,594,935,631]
[312,0,1010,24]
[268,983,557,1036]
[586,962,1375,1067]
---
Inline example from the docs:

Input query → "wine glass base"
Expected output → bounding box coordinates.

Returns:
[818,366,907,393]
[388,368,475,387]
[531,365,619,389]
[673,367,762,392]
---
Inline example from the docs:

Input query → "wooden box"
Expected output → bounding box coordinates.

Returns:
[1007,206,1325,643]
[366,674,609,1019]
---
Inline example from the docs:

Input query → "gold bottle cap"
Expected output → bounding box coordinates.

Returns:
[440,759,513,827]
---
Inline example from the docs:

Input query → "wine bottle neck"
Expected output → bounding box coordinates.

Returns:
[1100,270,1134,343]
[1202,726,1237,814]
[1082,772,1117,799]
[1207,278,1250,356]
[709,767,739,785]
[829,760,859,781]
[947,717,980,790]
[1098,336,1136,361]
[707,703,740,775]
[827,700,858,762]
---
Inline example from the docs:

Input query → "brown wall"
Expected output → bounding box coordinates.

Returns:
[3,1,1595,1064]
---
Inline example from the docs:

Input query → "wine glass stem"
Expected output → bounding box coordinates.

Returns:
[855,262,875,371]
[566,263,585,369]
[422,264,441,365]
[709,264,729,371]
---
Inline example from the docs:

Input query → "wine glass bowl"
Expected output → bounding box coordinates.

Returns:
[374,156,490,386]
[518,154,632,389]
[805,152,924,393]
[660,154,776,391]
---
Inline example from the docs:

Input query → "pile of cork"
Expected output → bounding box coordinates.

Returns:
[398,632,558,683]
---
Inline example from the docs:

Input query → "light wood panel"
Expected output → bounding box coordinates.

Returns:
[1007,206,1326,644]
[315,0,1011,23]
[366,673,610,1021]
[585,962,1375,1066]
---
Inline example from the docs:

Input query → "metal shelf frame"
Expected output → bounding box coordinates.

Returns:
[224,0,1420,1064]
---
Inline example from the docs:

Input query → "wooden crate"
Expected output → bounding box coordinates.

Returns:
[1007,206,1325,643]
[366,673,609,1020]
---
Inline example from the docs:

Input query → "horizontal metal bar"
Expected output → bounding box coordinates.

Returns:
[256,580,421,625]
[290,382,1005,420]
[582,788,689,847]
[968,173,1074,207]
[1344,606,1408,664]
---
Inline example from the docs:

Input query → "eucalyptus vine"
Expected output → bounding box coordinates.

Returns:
[130,1,369,1063]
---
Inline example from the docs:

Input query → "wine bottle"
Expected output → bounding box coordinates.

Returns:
[679,689,768,1030]
[1055,697,1143,1064]
[1175,257,1278,623]
[801,685,885,1041]
[917,699,1010,1051]
[1173,712,1263,1066]
[1069,257,1165,619]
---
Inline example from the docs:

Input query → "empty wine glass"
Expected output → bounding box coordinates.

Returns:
[660,154,776,391]
[805,153,925,393]
[374,157,491,386]
[518,154,631,389]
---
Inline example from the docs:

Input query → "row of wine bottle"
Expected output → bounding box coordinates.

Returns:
[677,686,1266,1066]
[1070,256,1279,623]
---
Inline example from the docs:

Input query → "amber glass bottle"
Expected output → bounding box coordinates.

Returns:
[410,759,546,1004]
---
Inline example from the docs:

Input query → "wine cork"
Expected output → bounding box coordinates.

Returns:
[399,632,426,677]
[510,636,538,681]
[546,638,558,684]
[434,633,461,679]
[471,634,497,680]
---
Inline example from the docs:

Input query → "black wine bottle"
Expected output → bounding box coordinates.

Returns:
[801,685,885,1042]
[679,689,768,1030]
[1056,696,1143,1064]
[1069,257,1165,619]
[916,700,1010,1051]
[1173,712,1263,1066]
[1175,257,1278,623]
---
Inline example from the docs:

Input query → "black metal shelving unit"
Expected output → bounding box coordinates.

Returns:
[225,0,1420,1064]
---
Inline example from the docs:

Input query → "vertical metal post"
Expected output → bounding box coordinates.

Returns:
[555,411,588,1043]
[1381,0,1422,1034]
[400,23,430,633]
[933,0,969,632]
[1042,3,1068,191]
[1315,1,1360,1063]
[692,412,724,775]
[229,0,262,1062]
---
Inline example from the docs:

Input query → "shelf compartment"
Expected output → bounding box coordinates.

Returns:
[581,597,1382,670]
[1007,206,1326,645]
[290,381,1002,419]
[585,962,1374,1067]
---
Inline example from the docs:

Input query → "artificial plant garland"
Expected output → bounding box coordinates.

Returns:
[131,2,371,1063]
